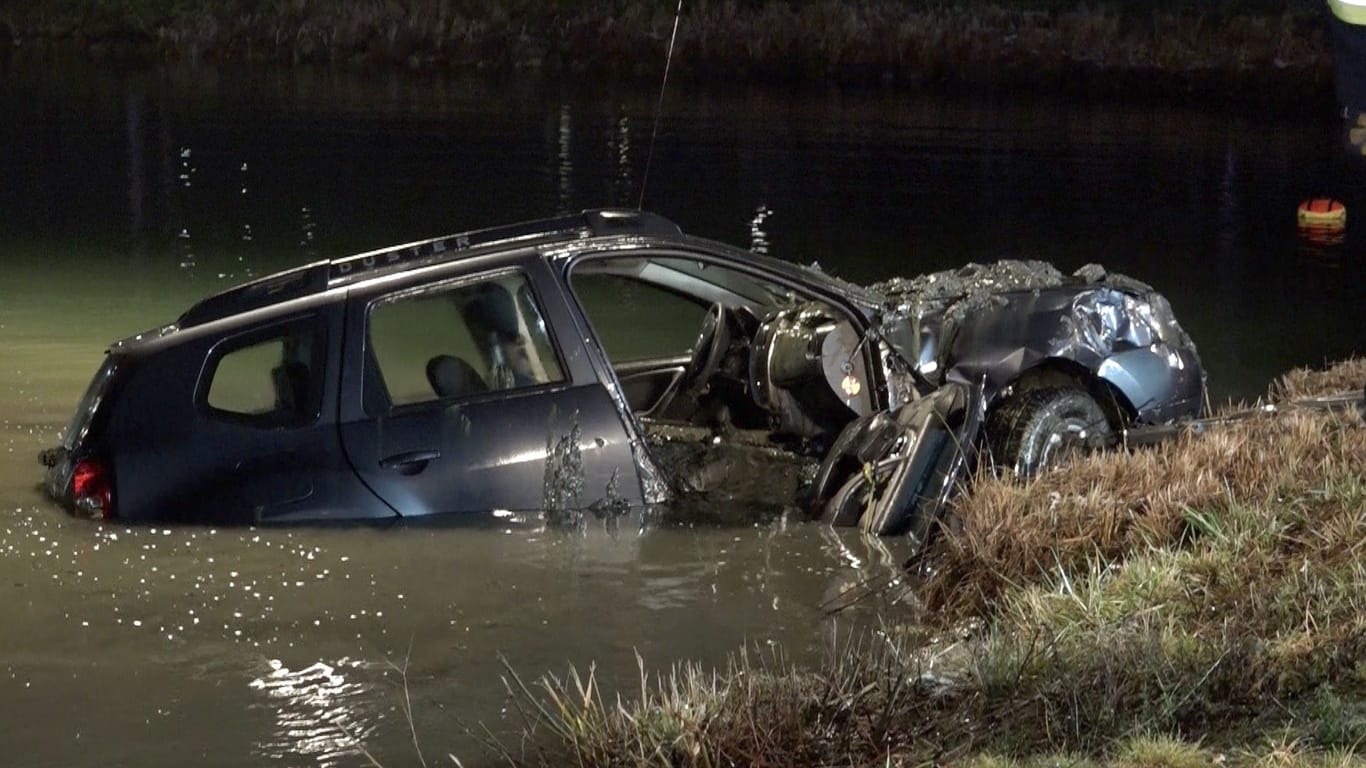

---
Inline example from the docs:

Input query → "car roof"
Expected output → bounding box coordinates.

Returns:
[174,209,685,330]
[171,208,879,332]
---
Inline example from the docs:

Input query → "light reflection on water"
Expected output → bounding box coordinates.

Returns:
[250,657,379,767]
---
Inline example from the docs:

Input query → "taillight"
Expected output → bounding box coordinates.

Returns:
[71,459,113,520]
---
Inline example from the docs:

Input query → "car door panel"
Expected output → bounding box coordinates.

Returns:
[337,256,646,519]
[612,356,690,413]
[341,385,636,515]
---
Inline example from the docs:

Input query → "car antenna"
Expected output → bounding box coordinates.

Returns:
[638,0,685,211]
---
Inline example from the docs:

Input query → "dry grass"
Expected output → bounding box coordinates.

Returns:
[502,358,1366,767]
[923,358,1366,625]
[498,635,944,767]
[1274,358,1366,402]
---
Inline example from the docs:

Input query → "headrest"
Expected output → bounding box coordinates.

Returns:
[426,354,488,398]
[465,283,521,342]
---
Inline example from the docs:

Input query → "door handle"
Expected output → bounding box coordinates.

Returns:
[380,449,441,475]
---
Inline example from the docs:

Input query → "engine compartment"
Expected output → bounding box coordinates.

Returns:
[749,302,873,440]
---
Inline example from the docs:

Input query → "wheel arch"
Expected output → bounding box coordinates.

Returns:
[1003,357,1136,430]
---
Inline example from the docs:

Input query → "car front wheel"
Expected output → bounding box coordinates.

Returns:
[987,386,1116,478]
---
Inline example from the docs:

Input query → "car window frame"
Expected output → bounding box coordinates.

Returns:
[565,249,802,360]
[195,314,328,430]
[569,249,804,309]
[568,269,715,365]
[564,245,888,412]
[361,267,571,417]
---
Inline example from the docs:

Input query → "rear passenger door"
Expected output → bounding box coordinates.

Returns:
[178,309,390,524]
[338,257,646,519]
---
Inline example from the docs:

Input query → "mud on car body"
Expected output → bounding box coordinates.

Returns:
[41,210,1204,537]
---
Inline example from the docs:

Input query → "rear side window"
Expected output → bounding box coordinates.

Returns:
[366,272,564,411]
[202,319,325,427]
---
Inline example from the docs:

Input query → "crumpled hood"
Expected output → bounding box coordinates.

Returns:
[862,260,1203,422]
[867,260,1186,354]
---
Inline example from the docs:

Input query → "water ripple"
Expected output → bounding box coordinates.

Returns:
[249,657,381,767]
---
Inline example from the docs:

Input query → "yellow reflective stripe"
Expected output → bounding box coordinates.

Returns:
[1330,0,1366,25]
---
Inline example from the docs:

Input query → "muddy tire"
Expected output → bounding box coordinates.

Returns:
[987,386,1115,478]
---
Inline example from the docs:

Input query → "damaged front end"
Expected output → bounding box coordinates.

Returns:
[871,260,1205,425]
[793,260,1204,543]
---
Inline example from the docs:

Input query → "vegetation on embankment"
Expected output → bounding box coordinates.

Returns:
[0,1,1339,102]
[507,358,1366,766]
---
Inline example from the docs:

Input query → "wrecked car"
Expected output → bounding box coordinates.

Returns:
[41,209,1204,537]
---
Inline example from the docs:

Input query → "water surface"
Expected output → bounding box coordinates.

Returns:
[1,59,1363,766]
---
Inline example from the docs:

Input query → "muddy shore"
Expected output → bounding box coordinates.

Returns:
[0,1,1340,106]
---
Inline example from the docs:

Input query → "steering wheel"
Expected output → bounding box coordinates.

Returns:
[680,302,731,397]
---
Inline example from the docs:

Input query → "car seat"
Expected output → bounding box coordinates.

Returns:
[426,354,488,399]
[271,362,311,416]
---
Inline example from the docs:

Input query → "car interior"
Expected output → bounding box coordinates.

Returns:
[569,254,876,501]
[366,273,565,413]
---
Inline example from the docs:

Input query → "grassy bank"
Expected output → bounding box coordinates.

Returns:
[507,359,1366,766]
[0,1,1337,101]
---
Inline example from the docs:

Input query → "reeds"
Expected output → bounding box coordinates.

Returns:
[501,634,952,767]
[503,358,1366,766]
[2,1,1333,99]
[1274,358,1366,402]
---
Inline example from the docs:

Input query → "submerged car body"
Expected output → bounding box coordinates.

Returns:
[42,210,1204,537]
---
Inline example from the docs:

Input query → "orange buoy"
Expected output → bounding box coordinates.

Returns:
[1297,198,1347,227]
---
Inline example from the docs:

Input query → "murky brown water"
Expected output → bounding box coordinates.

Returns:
[0,253,916,763]
[2,56,1364,766]
[3,409,915,765]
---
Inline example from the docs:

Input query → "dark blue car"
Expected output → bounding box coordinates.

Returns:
[42,210,1204,539]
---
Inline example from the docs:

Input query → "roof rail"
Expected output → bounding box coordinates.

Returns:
[583,209,682,237]
[177,262,331,328]
[176,210,683,328]
[326,208,681,283]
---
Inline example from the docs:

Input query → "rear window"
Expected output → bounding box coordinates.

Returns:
[61,356,119,450]
[201,318,326,427]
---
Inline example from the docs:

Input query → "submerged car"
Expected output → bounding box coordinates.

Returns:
[41,209,1204,539]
